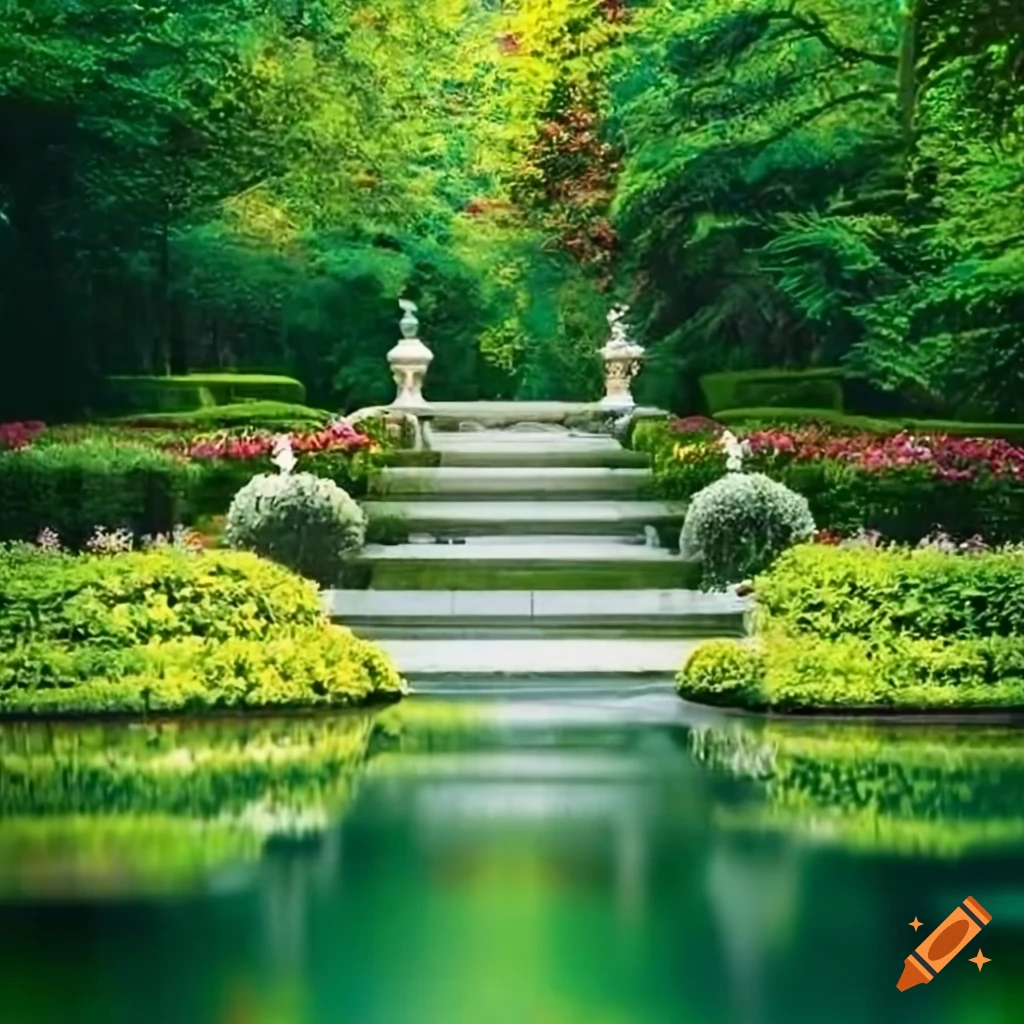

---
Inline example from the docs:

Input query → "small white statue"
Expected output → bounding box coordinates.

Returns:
[606,304,631,347]
[271,434,296,474]
[721,430,747,473]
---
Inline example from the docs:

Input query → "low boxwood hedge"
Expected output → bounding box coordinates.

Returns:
[116,401,334,431]
[103,374,306,414]
[699,369,846,415]
[0,440,195,548]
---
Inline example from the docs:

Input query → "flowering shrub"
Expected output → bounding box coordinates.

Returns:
[744,426,1024,483]
[0,421,46,450]
[652,419,1024,543]
[680,472,816,588]
[85,526,135,555]
[226,473,366,584]
[180,419,374,462]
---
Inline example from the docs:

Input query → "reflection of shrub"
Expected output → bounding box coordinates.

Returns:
[677,640,764,707]
[0,547,402,715]
[689,723,1024,857]
[680,473,815,588]
[226,473,366,584]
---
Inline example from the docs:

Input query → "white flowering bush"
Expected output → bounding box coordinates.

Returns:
[225,472,366,585]
[680,472,815,589]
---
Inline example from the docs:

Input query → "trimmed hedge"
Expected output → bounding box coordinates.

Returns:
[717,407,1024,443]
[104,374,306,414]
[677,544,1024,711]
[0,440,195,547]
[0,546,404,715]
[700,369,846,415]
[116,401,333,431]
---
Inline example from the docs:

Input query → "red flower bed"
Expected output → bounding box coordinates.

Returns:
[743,426,1024,482]
[0,421,46,450]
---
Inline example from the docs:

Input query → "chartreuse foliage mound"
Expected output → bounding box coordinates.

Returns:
[689,722,1024,858]
[0,714,375,895]
[678,544,1024,711]
[0,546,403,716]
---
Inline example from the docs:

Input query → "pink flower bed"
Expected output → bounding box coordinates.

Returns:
[0,421,46,450]
[742,426,1024,482]
[179,420,375,461]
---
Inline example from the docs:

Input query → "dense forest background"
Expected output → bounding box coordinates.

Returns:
[1,0,1022,420]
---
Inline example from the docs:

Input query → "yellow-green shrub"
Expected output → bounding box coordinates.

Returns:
[0,547,403,716]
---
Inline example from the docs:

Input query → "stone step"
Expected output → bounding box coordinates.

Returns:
[325,588,749,638]
[361,499,687,538]
[429,432,648,469]
[366,637,704,681]
[370,466,651,501]
[348,538,698,590]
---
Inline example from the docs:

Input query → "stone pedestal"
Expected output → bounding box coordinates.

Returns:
[599,305,645,410]
[387,300,433,409]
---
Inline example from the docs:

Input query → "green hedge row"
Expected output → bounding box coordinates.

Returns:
[716,407,1024,443]
[0,546,403,715]
[699,369,846,415]
[103,374,306,414]
[0,440,378,547]
[678,545,1024,711]
[116,401,334,431]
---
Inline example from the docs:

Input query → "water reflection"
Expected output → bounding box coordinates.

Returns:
[689,720,1024,857]
[0,699,1022,1023]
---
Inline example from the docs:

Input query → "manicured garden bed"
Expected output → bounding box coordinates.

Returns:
[678,544,1024,712]
[0,544,404,716]
[635,415,1024,543]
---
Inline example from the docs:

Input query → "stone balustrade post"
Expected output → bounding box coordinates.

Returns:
[600,304,645,410]
[387,299,434,409]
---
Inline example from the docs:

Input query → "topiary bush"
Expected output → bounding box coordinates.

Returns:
[680,472,816,588]
[225,472,366,585]
[676,640,765,707]
[0,545,403,716]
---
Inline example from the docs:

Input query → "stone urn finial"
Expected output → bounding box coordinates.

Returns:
[600,304,645,409]
[388,299,434,408]
[271,434,296,474]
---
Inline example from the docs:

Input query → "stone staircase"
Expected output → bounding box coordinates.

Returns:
[326,425,749,689]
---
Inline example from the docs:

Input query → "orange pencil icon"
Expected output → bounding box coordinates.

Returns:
[897,897,992,991]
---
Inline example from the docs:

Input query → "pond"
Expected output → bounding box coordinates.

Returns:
[0,694,1022,1024]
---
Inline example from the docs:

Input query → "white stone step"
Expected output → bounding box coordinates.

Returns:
[428,430,647,468]
[361,499,687,538]
[371,466,650,500]
[373,637,703,680]
[325,588,749,638]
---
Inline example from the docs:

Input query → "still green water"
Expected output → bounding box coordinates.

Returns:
[0,694,1022,1024]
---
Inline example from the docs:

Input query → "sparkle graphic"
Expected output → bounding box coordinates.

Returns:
[968,950,990,971]
[909,917,923,931]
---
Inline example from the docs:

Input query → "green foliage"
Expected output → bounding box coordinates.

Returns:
[681,544,1024,710]
[676,640,764,707]
[118,401,334,431]
[700,369,846,415]
[105,375,306,411]
[680,472,816,588]
[610,0,1024,420]
[0,440,195,547]
[715,408,1024,443]
[757,544,1024,641]
[0,547,403,715]
[225,472,366,584]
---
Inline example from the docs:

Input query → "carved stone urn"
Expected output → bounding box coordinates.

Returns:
[387,299,434,409]
[600,304,645,409]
